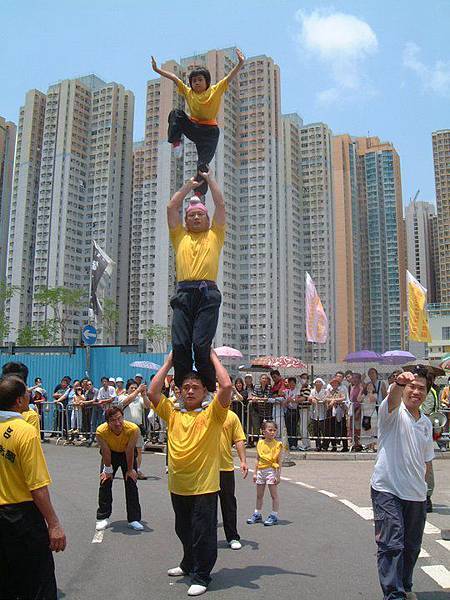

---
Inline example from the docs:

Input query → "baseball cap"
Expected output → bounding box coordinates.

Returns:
[108,377,116,383]
[135,373,143,378]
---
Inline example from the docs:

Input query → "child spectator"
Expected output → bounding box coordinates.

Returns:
[247,420,282,526]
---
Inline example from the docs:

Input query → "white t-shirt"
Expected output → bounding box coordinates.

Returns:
[371,398,434,501]
[119,395,144,425]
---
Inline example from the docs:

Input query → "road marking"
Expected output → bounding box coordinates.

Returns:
[424,522,441,535]
[280,476,292,481]
[338,499,374,520]
[91,530,104,544]
[436,539,450,552]
[318,489,337,498]
[421,565,450,588]
[419,548,430,558]
[295,481,315,489]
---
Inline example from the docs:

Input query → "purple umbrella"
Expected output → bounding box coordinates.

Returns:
[344,350,381,363]
[379,350,416,365]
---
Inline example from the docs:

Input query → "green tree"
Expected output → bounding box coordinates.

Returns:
[102,298,119,344]
[0,283,20,343]
[34,287,87,345]
[16,320,59,346]
[144,324,170,353]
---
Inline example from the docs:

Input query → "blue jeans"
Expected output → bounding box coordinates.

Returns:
[371,487,426,599]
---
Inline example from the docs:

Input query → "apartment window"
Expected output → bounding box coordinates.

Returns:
[442,327,450,340]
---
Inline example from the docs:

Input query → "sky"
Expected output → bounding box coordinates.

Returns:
[2,0,450,205]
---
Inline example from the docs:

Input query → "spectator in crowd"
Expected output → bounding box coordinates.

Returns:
[343,370,353,391]
[219,409,248,550]
[283,377,300,450]
[30,377,48,400]
[360,379,378,452]
[367,368,387,412]
[52,377,71,436]
[439,377,450,451]
[32,387,47,441]
[248,374,272,447]
[135,373,145,386]
[117,381,150,480]
[82,380,98,438]
[309,378,327,451]
[0,375,66,599]
[67,382,85,443]
[95,406,143,532]
[370,366,434,600]
[115,377,125,397]
[148,350,232,597]
[298,374,312,451]
[326,376,348,452]
[244,373,254,395]
[270,370,285,434]
[231,377,245,425]
[349,373,364,451]
[108,377,116,389]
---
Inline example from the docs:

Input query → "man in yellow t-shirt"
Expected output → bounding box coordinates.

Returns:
[167,172,226,394]
[148,350,232,597]
[151,49,245,197]
[95,406,143,531]
[219,410,248,550]
[0,375,66,600]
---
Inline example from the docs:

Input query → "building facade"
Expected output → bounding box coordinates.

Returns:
[0,116,16,290]
[432,130,450,303]
[405,200,436,296]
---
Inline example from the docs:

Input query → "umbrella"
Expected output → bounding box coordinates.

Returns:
[214,346,243,359]
[238,364,270,373]
[130,360,161,371]
[344,350,381,363]
[440,358,450,371]
[251,356,308,371]
[379,350,416,365]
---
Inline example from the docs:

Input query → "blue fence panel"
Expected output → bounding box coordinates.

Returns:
[88,347,167,386]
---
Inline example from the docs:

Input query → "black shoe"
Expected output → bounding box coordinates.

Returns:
[426,497,433,513]
[331,447,337,452]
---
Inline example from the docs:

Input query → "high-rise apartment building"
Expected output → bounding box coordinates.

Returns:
[432,130,450,303]
[357,137,406,352]
[130,49,298,358]
[6,77,134,344]
[405,200,435,294]
[428,213,440,303]
[0,116,16,289]
[5,90,47,335]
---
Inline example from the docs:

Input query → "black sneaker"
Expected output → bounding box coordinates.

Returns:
[426,496,433,513]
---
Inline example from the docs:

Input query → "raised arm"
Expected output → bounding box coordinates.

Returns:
[148,353,173,408]
[151,56,183,86]
[387,371,415,413]
[119,384,145,409]
[225,48,245,82]
[167,178,201,229]
[210,349,232,408]
[199,169,225,226]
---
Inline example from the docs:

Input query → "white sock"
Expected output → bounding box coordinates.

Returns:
[270,511,278,517]
[254,510,261,515]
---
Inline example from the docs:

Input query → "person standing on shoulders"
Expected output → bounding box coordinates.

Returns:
[0,375,66,599]
[370,366,435,600]
[148,350,232,597]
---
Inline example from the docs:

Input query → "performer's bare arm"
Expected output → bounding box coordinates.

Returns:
[210,349,232,408]
[96,435,113,484]
[151,56,183,86]
[31,486,66,552]
[387,371,415,413]
[235,440,248,478]
[125,431,139,482]
[148,353,173,408]
[167,178,202,229]
[225,48,245,82]
[199,169,226,226]
[425,461,433,481]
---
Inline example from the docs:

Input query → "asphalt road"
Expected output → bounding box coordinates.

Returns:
[43,445,449,600]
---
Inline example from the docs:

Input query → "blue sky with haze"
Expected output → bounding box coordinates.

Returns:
[2,0,449,204]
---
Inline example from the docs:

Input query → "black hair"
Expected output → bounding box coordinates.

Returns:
[188,66,211,89]
[101,376,109,383]
[300,372,309,379]
[105,406,124,422]
[63,375,71,382]
[335,371,345,377]
[2,362,29,384]
[234,377,244,388]
[181,371,206,387]
[287,377,297,384]
[262,420,278,431]
[0,375,27,410]
[35,377,42,383]
[126,379,138,391]
[344,370,353,376]
[410,365,434,393]
[270,369,281,377]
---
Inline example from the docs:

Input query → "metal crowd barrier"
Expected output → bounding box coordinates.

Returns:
[34,401,67,442]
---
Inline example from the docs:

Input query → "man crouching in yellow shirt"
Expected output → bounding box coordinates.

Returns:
[148,349,232,597]
[0,375,66,599]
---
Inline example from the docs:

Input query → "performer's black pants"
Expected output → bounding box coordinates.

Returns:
[97,450,141,523]
[171,492,218,587]
[371,487,426,598]
[171,284,221,392]
[168,109,220,196]
[219,470,239,542]
[0,501,57,600]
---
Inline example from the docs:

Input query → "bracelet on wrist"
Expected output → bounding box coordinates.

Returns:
[103,465,113,474]
[395,380,406,387]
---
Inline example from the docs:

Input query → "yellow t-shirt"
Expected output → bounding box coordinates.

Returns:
[170,221,225,282]
[0,414,51,505]
[177,78,228,125]
[257,438,283,470]
[96,420,139,453]
[155,394,228,495]
[22,409,40,434]
[220,411,246,471]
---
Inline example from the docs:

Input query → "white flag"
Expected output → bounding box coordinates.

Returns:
[305,272,328,343]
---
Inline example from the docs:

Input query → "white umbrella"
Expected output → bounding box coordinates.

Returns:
[130,360,161,371]
[214,346,243,359]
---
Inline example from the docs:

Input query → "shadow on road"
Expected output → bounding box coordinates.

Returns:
[417,593,450,599]
[217,538,259,550]
[209,565,317,591]
[108,520,154,534]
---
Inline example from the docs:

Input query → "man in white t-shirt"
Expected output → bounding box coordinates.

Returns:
[370,365,434,600]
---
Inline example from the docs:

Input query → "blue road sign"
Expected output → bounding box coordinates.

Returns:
[82,325,97,346]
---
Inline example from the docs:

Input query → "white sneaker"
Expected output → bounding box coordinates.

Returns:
[188,584,207,596]
[128,521,144,531]
[229,539,242,550]
[95,518,109,531]
[167,566,186,577]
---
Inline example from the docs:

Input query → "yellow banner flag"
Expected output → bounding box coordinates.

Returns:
[407,270,431,343]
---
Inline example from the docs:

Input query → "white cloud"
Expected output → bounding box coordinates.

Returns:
[295,9,378,104]
[403,42,450,97]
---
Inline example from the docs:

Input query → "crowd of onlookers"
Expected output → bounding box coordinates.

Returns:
[28,367,450,454]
